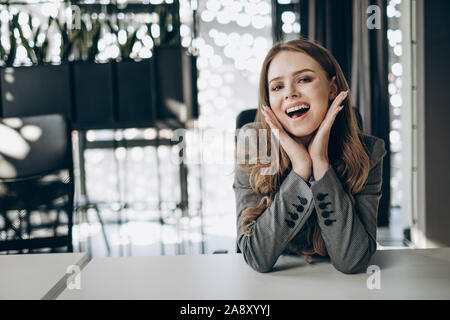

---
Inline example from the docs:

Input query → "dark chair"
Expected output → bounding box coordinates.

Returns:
[0,114,74,253]
[235,109,258,254]
[236,109,257,129]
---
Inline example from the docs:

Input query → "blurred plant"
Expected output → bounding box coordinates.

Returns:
[30,17,53,64]
[0,3,182,66]
[17,16,38,64]
[0,13,58,65]
[0,20,6,63]
[4,13,19,66]
[145,21,155,45]
[76,18,102,61]
[155,5,178,46]
[55,17,82,62]
[106,18,138,60]
[121,28,138,59]
[9,15,55,65]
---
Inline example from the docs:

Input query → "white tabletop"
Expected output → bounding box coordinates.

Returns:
[0,252,88,300]
[58,248,450,300]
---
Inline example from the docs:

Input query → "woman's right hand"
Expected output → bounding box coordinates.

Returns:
[261,105,312,181]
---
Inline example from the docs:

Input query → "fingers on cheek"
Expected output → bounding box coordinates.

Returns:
[265,112,277,126]
[268,118,279,130]
[330,106,343,122]
[262,111,271,124]
[263,111,269,121]
[334,104,343,113]
[264,114,273,126]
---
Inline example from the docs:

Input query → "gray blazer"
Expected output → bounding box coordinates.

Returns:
[233,123,387,274]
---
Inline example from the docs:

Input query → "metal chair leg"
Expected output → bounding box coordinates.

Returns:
[54,209,61,237]
[94,206,111,255]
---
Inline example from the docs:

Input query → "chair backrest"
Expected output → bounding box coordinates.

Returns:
[0,114,72,180]
[236,109,257,129]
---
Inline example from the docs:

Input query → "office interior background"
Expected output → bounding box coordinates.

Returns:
[0,0,449,258]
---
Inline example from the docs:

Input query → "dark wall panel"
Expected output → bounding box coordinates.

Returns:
[424,0,450,245]
[1,64,71,118]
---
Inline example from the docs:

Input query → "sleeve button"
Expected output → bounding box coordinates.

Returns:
[285,220,295,228]
[317,193,328,201]
[288,212,299,220]
[297,196,308,205]
[324,219,336,226]
[321,210,334,218]
[319,202,331,209]
[292,204,304,212]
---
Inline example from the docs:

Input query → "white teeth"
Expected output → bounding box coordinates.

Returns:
[286,104,310,114]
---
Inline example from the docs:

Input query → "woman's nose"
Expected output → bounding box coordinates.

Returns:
[285,91,299,100]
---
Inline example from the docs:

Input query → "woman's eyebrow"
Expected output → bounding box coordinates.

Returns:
[269,68,315,84]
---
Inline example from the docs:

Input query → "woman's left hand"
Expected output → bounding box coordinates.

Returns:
[308,90,348,179]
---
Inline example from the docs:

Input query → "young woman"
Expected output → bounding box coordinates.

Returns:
[233,39,386,274]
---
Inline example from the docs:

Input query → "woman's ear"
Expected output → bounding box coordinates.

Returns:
[329,76,338,100]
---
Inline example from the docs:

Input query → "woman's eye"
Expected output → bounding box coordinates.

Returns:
[298,77,311,83]
[271,85,283,91]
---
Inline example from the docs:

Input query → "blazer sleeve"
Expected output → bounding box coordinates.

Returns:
[309,137,387,274]
[233,167,316,273]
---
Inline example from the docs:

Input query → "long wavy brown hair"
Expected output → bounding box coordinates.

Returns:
[237,39,371,258]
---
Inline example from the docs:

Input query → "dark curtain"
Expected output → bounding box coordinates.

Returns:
[306,0,353,82]
[298,0,391,226]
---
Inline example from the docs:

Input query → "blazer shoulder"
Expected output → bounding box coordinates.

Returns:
[358,133,387,168]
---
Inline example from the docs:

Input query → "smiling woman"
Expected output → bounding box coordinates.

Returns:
[233,39,387,274]
[266,52,336,145]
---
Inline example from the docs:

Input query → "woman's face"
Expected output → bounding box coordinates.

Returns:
[267,50,337,142]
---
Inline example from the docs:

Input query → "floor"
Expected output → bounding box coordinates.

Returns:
[73,207,236,259]
[377,207,409,248]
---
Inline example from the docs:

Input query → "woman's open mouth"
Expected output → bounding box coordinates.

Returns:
[286,104,310,120]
